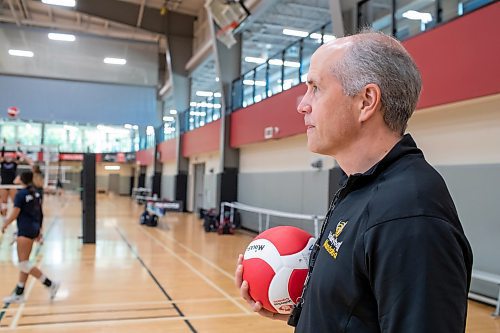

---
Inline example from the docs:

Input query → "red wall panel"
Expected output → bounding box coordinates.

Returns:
[407,2,500,109]
[157,138,176,163]
[230,84,307,147]
[181,119,221,157]
[136,148,154,166]
[230,3,499,147]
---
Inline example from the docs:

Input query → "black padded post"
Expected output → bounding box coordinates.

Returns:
[82,153,96,244]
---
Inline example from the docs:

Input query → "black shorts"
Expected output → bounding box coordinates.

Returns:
[17,228,40,240]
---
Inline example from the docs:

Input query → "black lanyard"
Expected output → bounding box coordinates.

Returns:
[288,184,345,326]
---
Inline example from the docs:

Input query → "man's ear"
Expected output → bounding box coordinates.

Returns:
[358,83,382,123]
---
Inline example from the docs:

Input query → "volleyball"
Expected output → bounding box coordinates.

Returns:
[7,106,20,118]
[242,226,315,314]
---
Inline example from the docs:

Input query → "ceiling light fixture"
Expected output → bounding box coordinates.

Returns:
[196,91,214,97]
[282,28,309,38]
[41,0,76,7]
[402,10,433,23]
[48,33,76,42]
[243,79,266,87]
[103,57,126,65]
[8,49,34,57]
[244,56,266,64]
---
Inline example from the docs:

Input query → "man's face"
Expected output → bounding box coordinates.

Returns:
[297,41,359,156]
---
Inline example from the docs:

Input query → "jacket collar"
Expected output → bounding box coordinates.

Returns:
[339,134,423,186]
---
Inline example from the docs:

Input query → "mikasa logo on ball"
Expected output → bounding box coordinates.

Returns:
[247,244,265,252]
[323,220,348,259]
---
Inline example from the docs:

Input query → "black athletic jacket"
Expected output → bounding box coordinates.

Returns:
[295,134,473,333]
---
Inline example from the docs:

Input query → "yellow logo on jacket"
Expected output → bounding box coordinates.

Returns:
[323,220,348,259]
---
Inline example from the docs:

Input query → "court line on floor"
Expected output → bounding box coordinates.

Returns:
[135,225,251,314]
[0,297,241,314]
[17,314,181,327]
[0,219,57,327]
[6,305,176,318]
[116,227,198,333]
[8,277,36,328]
[0,312,256,331]
[148,227,236,280]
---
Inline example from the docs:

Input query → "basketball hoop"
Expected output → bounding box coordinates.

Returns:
[216,21,239,48]
[206,0,250,49]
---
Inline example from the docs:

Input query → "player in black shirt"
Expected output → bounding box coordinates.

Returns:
[0,141,22,215]
[1,171,60,304]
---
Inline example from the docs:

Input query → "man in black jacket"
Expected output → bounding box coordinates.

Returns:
[235,30,473,332]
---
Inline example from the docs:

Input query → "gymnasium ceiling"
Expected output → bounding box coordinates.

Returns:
[0,0,337,105]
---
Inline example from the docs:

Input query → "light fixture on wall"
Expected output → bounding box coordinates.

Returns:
[104,165,120,171]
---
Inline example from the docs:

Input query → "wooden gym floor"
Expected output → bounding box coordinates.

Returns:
[0,194,498,332]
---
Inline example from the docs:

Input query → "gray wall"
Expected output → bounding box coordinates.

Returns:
[96,175,131,195]
[118,177,131,195]
[0,75,158,127]
[204,173,218,210]
[161,175,176,200]
[437,164,500,299]
[237,170,330,235]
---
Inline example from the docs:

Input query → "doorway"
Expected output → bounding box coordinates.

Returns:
[193,163,205,212]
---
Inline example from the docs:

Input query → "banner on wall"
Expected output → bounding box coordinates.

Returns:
[59,153,84,161]
[102,152,136,163]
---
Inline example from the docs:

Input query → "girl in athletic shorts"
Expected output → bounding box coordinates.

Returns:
[1,171,59,304]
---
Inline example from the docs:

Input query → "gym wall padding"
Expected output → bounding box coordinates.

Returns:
[437,164,500,299]
[0,75,158,127]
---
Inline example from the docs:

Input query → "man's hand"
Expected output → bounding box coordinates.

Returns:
[1,223,7,234]
[235,254,290,321]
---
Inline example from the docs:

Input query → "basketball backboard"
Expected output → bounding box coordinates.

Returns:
[206,0,250,48]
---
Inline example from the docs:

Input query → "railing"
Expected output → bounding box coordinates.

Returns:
[358,0,494,40]
[220,201,325,238]
[228,0,494,113]
[231,22,333,112]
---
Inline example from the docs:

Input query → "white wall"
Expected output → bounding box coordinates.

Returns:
[239,134,336,173]
[186,152,220,211]
[408,94,500,166]
[162,161,177,175]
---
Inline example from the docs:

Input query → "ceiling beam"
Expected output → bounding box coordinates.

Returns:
[6,0,21,26]
[136,0,146,27]
[48,5,53,22]
[0,15,162,44]
[16,0,28,20]
[287,2,330,13]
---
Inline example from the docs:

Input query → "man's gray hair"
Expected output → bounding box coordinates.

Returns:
[332,30,422,134]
